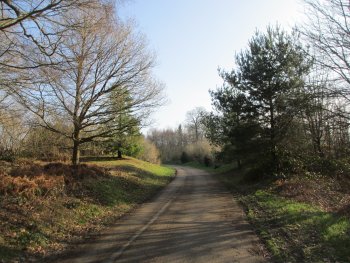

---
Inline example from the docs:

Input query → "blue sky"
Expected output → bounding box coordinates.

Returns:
[119,0,304,132]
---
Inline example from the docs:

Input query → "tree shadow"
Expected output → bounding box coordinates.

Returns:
[80,156,129,162]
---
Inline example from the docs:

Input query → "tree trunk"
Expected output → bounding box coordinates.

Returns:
[117,149,122,159]
[72,129,80,166]
[314,137,324,158]
[269,97,277,170]
[72,140,80,166]
[237,159,242,170]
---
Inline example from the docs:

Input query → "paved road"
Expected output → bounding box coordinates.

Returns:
[56,166,265,263]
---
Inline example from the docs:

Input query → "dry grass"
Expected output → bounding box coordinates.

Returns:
[276,175,350,217]
[0,158,174,262]
[0,161,110,199]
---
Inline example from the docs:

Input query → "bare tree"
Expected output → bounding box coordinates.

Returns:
[8,6,164,165]
[0,0,96,74]
[0,101,28,158]
[0,0,103,54]
[300,0,350,103]
[301,66,333,157]
[147,128,180,162]
[185,107,207,142]
[0,0,109,117]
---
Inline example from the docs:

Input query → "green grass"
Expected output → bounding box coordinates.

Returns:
[217,172,350,263]
[86,157,175,207]
[90,157,174,177]
[76,157,175,225]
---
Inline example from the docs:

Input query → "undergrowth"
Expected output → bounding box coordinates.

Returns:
[217,171,350,263]
[0,157,175,262]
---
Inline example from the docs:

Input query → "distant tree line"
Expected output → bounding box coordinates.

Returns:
[202,0,350,178]
[147,107,215,165]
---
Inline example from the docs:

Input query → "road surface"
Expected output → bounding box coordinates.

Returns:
[56,166,266,263]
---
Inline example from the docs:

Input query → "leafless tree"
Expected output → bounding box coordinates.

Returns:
[0,0,110,120]
[8,6,164,165]
[147,128,180,162]
[301,66,332,157]
[300,0,350,103]
[0,0,105,56]
[0,101,28,157]
[0,1,125,100]
[185,107,207,142]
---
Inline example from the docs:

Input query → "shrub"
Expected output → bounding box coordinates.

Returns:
[137,139,161,164]
[0,148,16,162]
[203,155,212,167]
[1,161,109,198]
[0,173,64,198]
[180,151,190,164]
[184,140,214,164]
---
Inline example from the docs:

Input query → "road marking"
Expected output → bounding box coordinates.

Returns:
[107,192,175,262]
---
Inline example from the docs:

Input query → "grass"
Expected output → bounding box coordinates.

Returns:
[85,158,174,206]
[217,171,350,263]
[90,157,174,176]
[0,157,175,262]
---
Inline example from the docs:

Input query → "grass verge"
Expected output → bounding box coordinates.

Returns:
[217,171,350,263]
[0,157,174,262]
[184,162,350,262]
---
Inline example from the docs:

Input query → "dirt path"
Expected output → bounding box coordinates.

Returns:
[55,166,265,263]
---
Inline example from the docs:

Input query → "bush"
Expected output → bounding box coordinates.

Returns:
[304,156,350,177]
[137,138,161,164]
[21,126,71,162]
[0,161,110,198]
[180,151,190,164]
[0,173,65,198]
[0,148,16,162]
[203,155,212,167]
[184,140,214,164]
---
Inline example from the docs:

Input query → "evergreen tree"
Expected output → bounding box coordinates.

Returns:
[105,88,142,158]
[233,26,310,170]
[205,25,311,173]
[205,84,259,169]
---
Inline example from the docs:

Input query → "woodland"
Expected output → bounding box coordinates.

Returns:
[0,0,350,262]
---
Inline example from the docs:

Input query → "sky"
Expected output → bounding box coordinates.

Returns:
[119,0,305,133]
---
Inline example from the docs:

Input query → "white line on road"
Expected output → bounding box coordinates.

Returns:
[107,196,175,263]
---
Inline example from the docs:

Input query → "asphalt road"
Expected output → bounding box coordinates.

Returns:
[56,166,266,263]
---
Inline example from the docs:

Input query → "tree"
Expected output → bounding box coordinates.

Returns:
[176,124,186,149]
[0,0,95,30]
[185,107,206,142]
[0,0,101,53]
[300,0,350,113]
[234,25,311,169]
[300,66,333,158]
[0,104,27,160]
[147,128,180,162]
[205,83,259,169]
[0,1,107,120]
[22,122,71,161]
[0,0,102,75]
[9,6,164,165]
[137,137,160,164]
[106,90,142,159]
[204,26,311,173]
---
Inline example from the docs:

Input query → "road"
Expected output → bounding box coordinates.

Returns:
[56,166,266,263]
